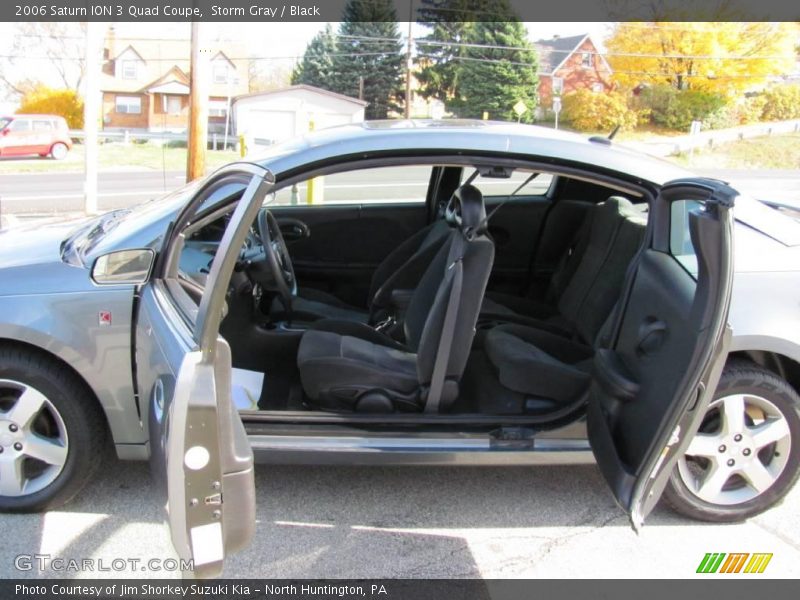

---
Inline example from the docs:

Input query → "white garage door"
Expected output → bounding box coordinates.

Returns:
[249,109,296,144]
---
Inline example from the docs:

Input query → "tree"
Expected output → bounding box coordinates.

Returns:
[414,0,488,103]
[332,0,404,119]
[606,22,798,97]
[0,23,86,98]
[452,21,538,122]
[17,85,84,128]
[290,24,337,89]
[249,61,292,93]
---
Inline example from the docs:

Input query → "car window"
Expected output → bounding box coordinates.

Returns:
[670,199,701,277]
[8,119,30,132]
[271,165,431,206]
[465,169,553,199]
[32,120,54,131]
[0,117,11,130]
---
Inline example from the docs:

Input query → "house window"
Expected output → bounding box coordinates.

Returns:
[115,95,141,114]
[213,62,230,84]
[592,82,605,93]
[165,95,182,115]
[208,100,228,118]
[121,60,138,80]
[581,52,592,68]
[552,77,564,95]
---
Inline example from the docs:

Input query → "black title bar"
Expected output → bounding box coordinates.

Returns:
[3,0,800,22]
[4,579,800,600]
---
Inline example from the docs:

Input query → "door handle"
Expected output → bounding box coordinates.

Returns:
[277,218,310,241]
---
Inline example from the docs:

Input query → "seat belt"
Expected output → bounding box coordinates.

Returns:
[425,234,466,414]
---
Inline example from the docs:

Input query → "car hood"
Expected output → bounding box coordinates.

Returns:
[0,216,99,295]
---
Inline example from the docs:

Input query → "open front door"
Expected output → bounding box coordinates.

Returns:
[588,178,736,529]
[139,164,275,577]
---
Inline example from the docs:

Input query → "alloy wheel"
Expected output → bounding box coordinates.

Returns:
[677,393,792,505]
[0,379,69,497]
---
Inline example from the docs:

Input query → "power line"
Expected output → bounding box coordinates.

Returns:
[416,53,794,79]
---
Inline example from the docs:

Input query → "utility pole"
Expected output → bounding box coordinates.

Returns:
[83,22,102,214]
[404,9,413,119]
[186,21,210,182]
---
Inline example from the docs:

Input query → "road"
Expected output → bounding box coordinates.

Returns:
[1,167,798,220]
[0,455,798,579]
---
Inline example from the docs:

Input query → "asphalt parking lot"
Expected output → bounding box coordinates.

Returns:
[1,455,798,579]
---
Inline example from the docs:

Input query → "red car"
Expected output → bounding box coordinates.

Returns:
[0,114,72,160]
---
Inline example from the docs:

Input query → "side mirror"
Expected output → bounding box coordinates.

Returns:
[92,248,155,285]
[1,129,9,136]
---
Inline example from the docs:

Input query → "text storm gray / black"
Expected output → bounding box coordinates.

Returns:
[211,5,321,18]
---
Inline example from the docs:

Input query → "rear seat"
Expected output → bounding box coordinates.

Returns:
[481,199,647,410]
[481,199,594,320]
[482,197,641,334]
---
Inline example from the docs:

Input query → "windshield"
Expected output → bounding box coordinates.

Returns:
[0,117,11,130]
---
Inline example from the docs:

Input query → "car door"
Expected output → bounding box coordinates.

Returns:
[137,164,273,577]
[588,178,736,529]
[2,118,33,155]
[268,164,432,306]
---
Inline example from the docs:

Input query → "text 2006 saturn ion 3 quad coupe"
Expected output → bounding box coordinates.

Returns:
[1,121,799,576]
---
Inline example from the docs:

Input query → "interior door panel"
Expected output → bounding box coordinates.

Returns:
[587,179,735,528]
[271,203,427,306]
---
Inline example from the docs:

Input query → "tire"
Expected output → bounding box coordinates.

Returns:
[50,142,68,160]
[664,360,800,522]
[0,347,107,512]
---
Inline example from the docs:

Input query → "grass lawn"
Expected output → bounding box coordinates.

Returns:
[0,142,237,174]
[671,133,800,170]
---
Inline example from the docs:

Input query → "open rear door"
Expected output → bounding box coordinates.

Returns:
[140,165,275,577]
[588,178,736,529]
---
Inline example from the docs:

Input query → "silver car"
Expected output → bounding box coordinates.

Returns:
[0,121,798,577]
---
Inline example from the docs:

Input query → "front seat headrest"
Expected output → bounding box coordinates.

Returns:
[445,184,487,235]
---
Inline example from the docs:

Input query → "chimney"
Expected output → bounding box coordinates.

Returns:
[105,26,116,61]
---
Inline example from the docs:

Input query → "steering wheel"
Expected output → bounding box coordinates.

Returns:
[256,208,297,313]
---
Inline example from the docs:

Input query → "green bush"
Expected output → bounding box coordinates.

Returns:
[561,90,639,132]
[761,85,800,121]
[640,85,726,131]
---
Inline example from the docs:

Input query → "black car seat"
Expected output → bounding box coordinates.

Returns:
[296,185,495,413]
[479,205,647,412]
[276,219,452,323]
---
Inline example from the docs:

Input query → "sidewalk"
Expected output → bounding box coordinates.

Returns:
[621,119,800,157]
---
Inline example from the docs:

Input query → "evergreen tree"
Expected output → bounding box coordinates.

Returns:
[453,20,538,122]
[415,0,489,103]
[291,24,337,89]
[333,0,404,119]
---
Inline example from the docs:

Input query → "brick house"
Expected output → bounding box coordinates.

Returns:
[535,34,613,115]
[99,28,249,133]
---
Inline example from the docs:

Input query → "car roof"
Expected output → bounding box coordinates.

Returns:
[2,114,65,120]
[251,119,692,186]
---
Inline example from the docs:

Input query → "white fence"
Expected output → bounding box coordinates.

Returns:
[623,120,800,157]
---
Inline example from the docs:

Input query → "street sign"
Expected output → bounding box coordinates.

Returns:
[513,100,528,116]
[552,96,562,114]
